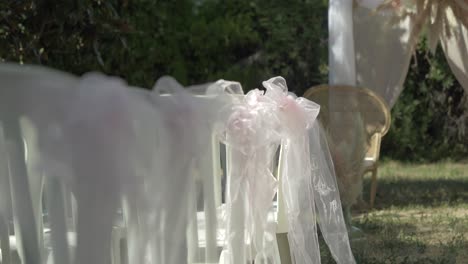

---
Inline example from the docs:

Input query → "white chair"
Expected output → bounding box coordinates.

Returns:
[0,63,131,264]
[0,63,78,264]
[1,64,325,264]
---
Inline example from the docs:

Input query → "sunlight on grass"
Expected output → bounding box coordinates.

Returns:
[320,161,468,264]
[367,161,468,209]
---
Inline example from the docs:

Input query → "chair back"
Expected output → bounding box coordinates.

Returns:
[303,85,391,205]
[303,85,390,137]
[0,64,234,264]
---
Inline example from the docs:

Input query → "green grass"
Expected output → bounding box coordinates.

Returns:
[320,161,468,264]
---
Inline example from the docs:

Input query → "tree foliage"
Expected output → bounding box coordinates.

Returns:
[0,0,328,93]
[382,39,468,162]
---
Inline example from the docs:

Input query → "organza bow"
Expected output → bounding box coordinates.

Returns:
[217,88,282,264]
[262,77,355,264]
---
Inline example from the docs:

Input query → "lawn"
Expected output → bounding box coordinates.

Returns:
[321,161,468,264]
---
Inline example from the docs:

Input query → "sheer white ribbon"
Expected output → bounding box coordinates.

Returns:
[216,88,282,264]
[217,76,355,264]
[1,62,356,264]
[62,74,137,264]
[263,77,355,264]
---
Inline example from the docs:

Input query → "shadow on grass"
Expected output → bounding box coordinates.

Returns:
[361,178,468,209]
[321,164,468,263]
[318,218,467,264]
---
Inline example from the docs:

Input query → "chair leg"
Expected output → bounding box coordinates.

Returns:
[111,227,124,264]
[369,168,378,209]
[277,233,292,264]
[0,216,11,264]
[343,205,352,231]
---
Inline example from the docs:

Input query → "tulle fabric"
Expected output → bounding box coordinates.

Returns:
[0,63,355,264]
[132,76,202,264]
[0,64,205,264]
[215,88,282,264]
[0,63,79,264]
[216,76,355,264]
[62,73,137,264]
[309,122,355,263]
[262,77,355,264]
[355,1,468,106]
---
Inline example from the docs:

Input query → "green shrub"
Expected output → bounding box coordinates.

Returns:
[0,0,328,93]
[381,39,468,162]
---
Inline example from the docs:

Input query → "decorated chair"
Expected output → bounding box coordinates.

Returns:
[0,63,355,264]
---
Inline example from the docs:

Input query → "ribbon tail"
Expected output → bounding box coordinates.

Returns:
[281,135,321,264]
[309,122,356,264]
[224,146,249,264]
[251,144,281,264]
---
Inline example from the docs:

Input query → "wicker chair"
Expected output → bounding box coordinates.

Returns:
[303,85,390,217]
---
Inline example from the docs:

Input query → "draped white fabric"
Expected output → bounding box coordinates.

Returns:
[327,0,367,215]
[216,88,281,264]
[328,0,356,86]
[354,2,468,107]
[0,64,218,264]
[0,63,355,264]
[215,77,354,264]
[262,77,355,264]
[353,4,414,108]
[440,7,468,95]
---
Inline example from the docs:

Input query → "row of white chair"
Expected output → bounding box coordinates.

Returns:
[0,63,354,264]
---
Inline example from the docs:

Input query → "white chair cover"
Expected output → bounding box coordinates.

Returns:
[216,76,355,264]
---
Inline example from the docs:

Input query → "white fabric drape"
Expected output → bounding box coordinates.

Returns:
[263,77,355,264]
[0,62,357,263]
[353,4,414,108]
[354,2,468,107]
[216,76,355,264]
[217,89,281,264]
[440,7,468,95]
[328,0,356,86]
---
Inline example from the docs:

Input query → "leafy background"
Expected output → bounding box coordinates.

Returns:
[1,0,467,161]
